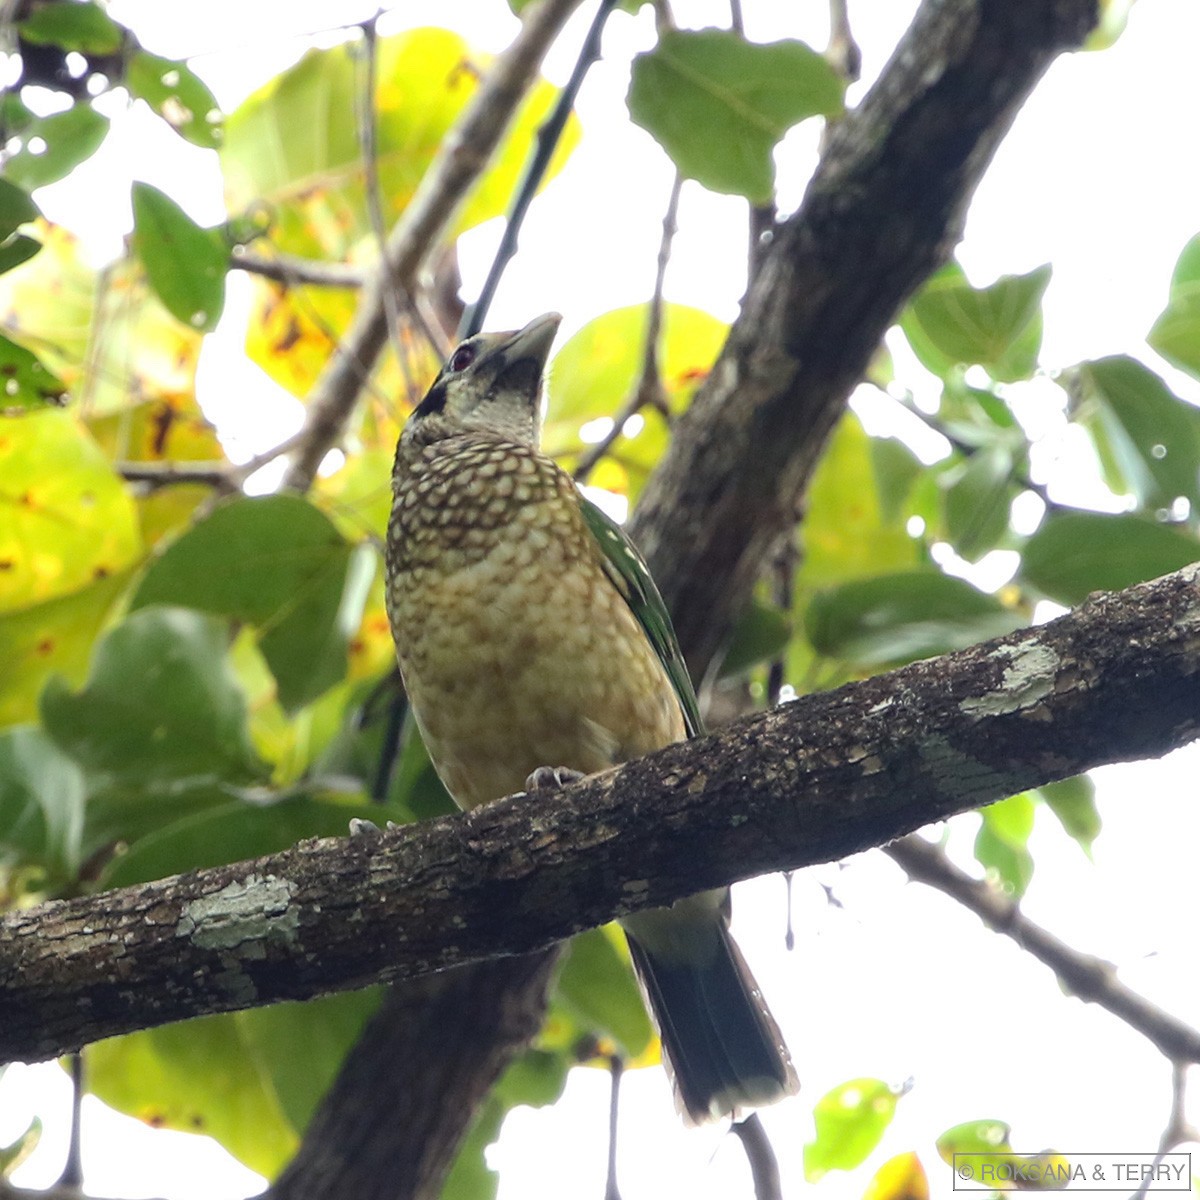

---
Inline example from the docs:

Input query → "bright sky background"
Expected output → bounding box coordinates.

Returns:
[4,1,1200,1197]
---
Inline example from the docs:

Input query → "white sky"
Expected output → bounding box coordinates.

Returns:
[4,1,1200,1197]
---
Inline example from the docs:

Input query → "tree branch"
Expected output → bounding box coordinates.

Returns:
[4,561,1198,1065]
[629,0,1099,676]
[281,0,585,494]
[885,836,1200,1064]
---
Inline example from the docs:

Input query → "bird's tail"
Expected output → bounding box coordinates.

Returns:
[623,893,798,1125]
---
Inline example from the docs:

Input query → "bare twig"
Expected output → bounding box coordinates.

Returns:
[885,836,1200,1064]
[1132,1064,1199,1200]
[459,0,622,339]
[732,1114,784,1200]
[826,0,862,84]
[283,0,585,493]
[230,252,365,290]
[574,172,681,483]
[605,1055,624,1200]
[117,431,306,492]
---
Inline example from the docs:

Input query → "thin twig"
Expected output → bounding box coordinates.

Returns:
[604,1055,624,1200]
[283,0,586,493]
[826,0,862,83]
[731,1114,784,1200]
[357,10,417,400]
[886,836,1200,1064]
[230,252,365,289]
[459,0,622,339]
[56,1053,83,1189]
[1133,1064,1198,1200]
[117,431,306,492]
[574,172,681,483]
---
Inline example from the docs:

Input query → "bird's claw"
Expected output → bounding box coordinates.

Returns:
[524,765,585,792]
[349,817,400,838]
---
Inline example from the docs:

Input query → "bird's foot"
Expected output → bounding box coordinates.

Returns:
[349,817,401,838]
[524,765,586,792]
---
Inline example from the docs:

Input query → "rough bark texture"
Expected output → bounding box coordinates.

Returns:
[629,0,1099,676]
[264,953,558,1200]
[5,562,1198,1065]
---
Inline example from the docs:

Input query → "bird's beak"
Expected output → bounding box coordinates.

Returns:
[489,312,562,403]
[498,312,562,372]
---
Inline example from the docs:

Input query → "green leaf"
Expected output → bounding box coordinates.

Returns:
[132,495,373,711]
[1149,234,1200,381]
[0,570,129,730]
[131,182,228,332]
[3,104,109,189]
[901,262,1051,382]
[0,726,86,887]
[0,179,40,239]
[234,989,383,1135]
[804,1078,901,1181]
[41,606,265,790]
[1069,356,1200,509]
[555,926,653,1057]
[628,30,844,203]
[975,794,1035,898]
[942,445,1015,560]
[18,1,124,53]
[936,1118,1013,1164]
[88,1015,298,1177]
[0,233,42,276]
[1037,776,1100,854]
[0,1116,41,1178]
[1020,511,1200,605]
[127,51,224,149]
[0,411,141,611]
[863,1153,929,1200]
[805,572,1023,669]
[871,437,925,525]
[718,597,792,678]
[0,330,67,408]
[101,788,376,889]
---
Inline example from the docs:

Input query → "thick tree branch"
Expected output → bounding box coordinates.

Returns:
[264,953,558,1200]
[629,0,1099,676]
[885,837,1200,1064]
[281,0,585,493]
[4,562,1198,1065]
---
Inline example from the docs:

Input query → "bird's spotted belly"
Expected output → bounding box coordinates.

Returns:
[391,546,684,810]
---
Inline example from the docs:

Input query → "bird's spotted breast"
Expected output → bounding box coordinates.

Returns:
[386,436,685,809]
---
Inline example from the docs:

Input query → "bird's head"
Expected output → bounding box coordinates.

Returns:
[403,312,562,449]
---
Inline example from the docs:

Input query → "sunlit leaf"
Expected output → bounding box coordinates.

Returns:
[0,222,203,416]
[88,1016,297,1177]
[41,606,266,790]
[863,1153,929,1200]
[0,570,129,729]
[555,926,653,1058]
[1020,511,1200,604]
[628,30,844,202]
[901,262,1051,382]
[806,571,1022,670]
[1084,0,1136,51]
[544,303,725,499]
[132,495,374,711]
[0,410,142,612]
[127,50,224,149]
[1037,776,1100,855]
[1148,233,1200,381]
[1068,356,1200,509]
[975,793,1035,897]
[132,182,228,332]
[2,104,109,189]
[805,1078,902,1181]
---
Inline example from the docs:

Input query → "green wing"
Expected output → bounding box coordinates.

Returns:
[578,494,704,739]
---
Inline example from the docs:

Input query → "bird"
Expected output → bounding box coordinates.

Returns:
[384,311,798,1124]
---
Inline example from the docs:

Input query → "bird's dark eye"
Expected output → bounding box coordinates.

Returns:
[448,343,476,373]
